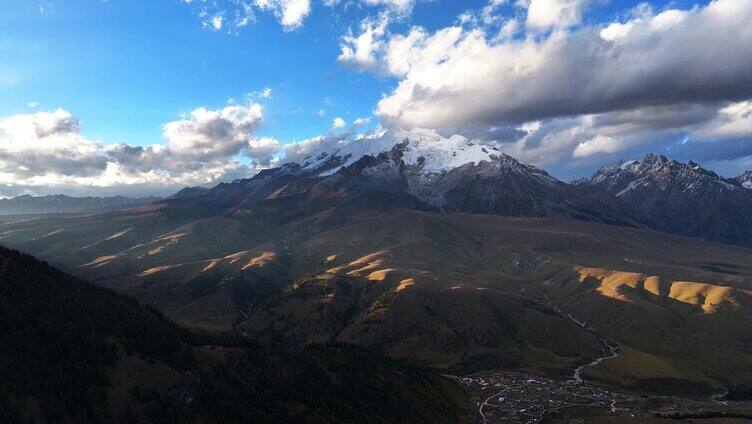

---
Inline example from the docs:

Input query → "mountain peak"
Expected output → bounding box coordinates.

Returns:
[169,186,210,199]
[579,154,752,246]
[296,128,504,177]
[738,170,752,189]
[642,153,669,165]
[590,154,738,188]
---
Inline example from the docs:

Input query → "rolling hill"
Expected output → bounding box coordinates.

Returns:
[0,245,467,423]
[3,201,752,396]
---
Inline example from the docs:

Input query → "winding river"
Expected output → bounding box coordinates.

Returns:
[541,292,621,383]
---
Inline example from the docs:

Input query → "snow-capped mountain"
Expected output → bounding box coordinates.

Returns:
[579,154,752,247]
[198,129,628,224]
[582,154,744,196]
[738,170,752,189]
[164,132,752,246]
[298,128,505,177]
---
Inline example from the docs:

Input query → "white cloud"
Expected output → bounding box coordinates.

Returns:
[573,135,620,158]
[522,0,588,32]
[211,14,224,30]
[317,109,326,118]
[247,137,281,165]
[369,0,752,141]
[162,104,263,160]
[282,133,349,164]
[26,101,38,108]
[337,14,390,71]
[247,87,273,100]
[695,101,752,140]
[183,0,318,32]
[353,117,371,126]
[480,103,728,167]
[0,109,104,180]
[332,117,346,128]
[481,0,507,25]
[0,104,277,196]
[255,0,311,30]
[362,0,416,14]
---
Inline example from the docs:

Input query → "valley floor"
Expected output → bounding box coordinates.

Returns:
[452,371,752,424]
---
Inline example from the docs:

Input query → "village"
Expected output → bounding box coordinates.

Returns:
[451,371,752,424]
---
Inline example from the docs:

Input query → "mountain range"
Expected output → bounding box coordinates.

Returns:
[2,128,752,401]
[194,128,751,247]
[0,194,161,216]
[577,154,752,247]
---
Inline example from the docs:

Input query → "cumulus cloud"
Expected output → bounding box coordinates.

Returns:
[247,137,281,165]
[481,104,729,167]
[0,109,107,181]
[572,135,620,158]
[0,104,278,197]
[282,132,349,164]
[337,14,390,71]
[374,0,752,130]
[332,117,346,129]
[523,0,588,32]
[329,0,749,169]
[162,104,263,160]
[695,101,752,140]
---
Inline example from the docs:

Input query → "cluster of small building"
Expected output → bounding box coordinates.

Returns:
[457,371,640,423]
[452,370,752,423]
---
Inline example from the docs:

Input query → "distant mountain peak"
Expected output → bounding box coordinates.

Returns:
[587,154,743,196]
[738,170,752,189]
[168,186,211,199]
[579,153,752,246]
[642,153,669,164]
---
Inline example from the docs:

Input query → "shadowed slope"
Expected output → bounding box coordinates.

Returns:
[0,246,468,423]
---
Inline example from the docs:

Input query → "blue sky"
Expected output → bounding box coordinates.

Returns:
[1,0,702,145]
[1,0,750,197]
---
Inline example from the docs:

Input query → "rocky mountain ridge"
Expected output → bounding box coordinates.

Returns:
[738,170,752,189]
[192,129,630,225]
[578,154,752,247]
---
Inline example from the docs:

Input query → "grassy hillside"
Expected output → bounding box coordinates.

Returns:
[3,201,752,396]
[0,246,468,423]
